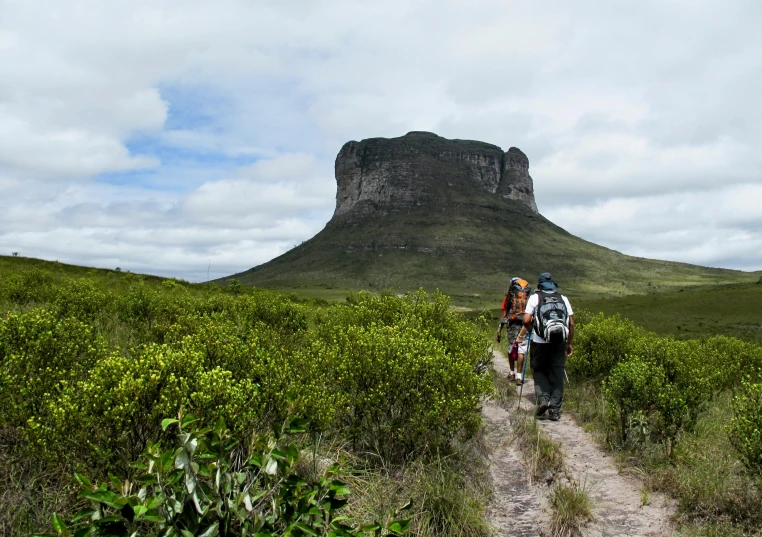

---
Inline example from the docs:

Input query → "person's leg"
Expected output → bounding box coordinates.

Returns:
[515,353,525,384]
[506,321,521,376]
[547,343,567,420]
[531,342,552,416]
[516,339,528,385]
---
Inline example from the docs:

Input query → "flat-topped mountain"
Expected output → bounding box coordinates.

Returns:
[230,132,757,299]
[335,131,537,217]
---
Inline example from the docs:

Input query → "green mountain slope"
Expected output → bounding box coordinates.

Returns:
[574,281,762,343]
[230,190,757,302]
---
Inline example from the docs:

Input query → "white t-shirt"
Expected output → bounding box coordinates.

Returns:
[524,291,573,343]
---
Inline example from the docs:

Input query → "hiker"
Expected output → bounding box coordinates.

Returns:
[522,272,574,421]
[496,277,531,381]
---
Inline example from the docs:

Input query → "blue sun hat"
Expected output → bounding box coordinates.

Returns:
[537,272,558,292]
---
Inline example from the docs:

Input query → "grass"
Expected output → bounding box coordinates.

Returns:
[0,428,76,537]
[547,479,594,537]
[342,435,493,537]
[575,282,762,344]
[493,370,519,407]
[0,255,173,291]
[512,415,564,484]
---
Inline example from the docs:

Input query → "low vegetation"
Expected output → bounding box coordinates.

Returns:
[547,480,593,537]
[566,313,762,536]
[574,282,762,344]
[0,259,493,536]
[511,416,564,484]
[4,254,762,536]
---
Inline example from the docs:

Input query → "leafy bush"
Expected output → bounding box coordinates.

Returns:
[567,313,645,380]
[195,291,308,335]
[53,342,262,470]
[730,377,762,473]
[313,291,492,459]
[228,278,242,294]
[0,276,491,531]
[0,310,108,435]
[117,282,164,334]
[562,313,762,534]
[45,415,410,537]
[581,315,714,452]
[603,357,659,445]
[701,336,762,392]
[51,279,114,322]
[2,269,55,308]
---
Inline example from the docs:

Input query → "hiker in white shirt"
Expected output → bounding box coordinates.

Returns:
[522,272,575,421]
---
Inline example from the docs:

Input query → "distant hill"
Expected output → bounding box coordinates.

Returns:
[227,132,759,301]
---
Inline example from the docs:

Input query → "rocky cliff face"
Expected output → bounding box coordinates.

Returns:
[334,131,538,218]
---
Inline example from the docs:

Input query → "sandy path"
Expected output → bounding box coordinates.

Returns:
[485,351,676,537]
[482,395,548,536]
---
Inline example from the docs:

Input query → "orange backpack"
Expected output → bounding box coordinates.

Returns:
[502,278,531,321]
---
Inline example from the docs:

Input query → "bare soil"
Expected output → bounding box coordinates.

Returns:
[484,351,677,536]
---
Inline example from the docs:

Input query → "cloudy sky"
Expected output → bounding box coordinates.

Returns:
[1,0,761,281]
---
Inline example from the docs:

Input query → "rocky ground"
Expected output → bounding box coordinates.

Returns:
[484,352,676,536]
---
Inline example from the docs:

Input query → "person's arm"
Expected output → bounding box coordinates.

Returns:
[522,313,533,334]
[497,292,511,342]
[522,294,536,337]
[566,315,575,356]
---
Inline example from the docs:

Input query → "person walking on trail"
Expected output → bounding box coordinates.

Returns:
[496,277,531,381]
[522,272,574,421]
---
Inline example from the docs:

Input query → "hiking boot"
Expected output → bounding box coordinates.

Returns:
[535,401,549,418]
[507,371,515,380]
[515,376,523,386]
[548,409,560,421]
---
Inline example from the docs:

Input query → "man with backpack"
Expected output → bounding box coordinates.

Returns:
[522,272,574,421]
[496,277,531,382]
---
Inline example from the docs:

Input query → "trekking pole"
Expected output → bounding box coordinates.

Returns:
[564,368,571,386]
[517,337,530,411]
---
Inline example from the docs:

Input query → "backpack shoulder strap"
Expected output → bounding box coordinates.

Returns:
[533,292,544,335]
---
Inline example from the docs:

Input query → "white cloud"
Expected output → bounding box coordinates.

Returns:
[0,0,761,279]
[545,184,762,271]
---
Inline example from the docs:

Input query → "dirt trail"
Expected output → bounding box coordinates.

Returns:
[484,351,676,536]
[482,395,548,536]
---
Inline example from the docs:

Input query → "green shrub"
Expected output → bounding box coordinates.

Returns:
[51,278,113,321]
[568,313,645,380]
[603,357,659,445]
[635,338,712,445]
[194,290,308,334]
[53,342,262,471]
[0,309,108,433]
[701,336,762,391]
[730,377,762,473]
[1,278,491,523]
[45,415,411,537]
[2,269,55,308]
[602,338,713,452]
[313,291,492,460]
[117,282,163,332]
[228,278,242,294]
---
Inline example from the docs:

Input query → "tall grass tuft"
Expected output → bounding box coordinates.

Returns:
[547,479,594,537]
[513,415,564,483]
